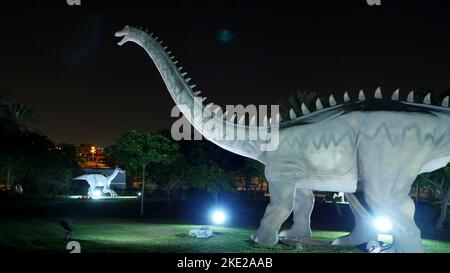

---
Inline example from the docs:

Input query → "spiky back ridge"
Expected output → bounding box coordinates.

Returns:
[132,26,450,129]
[280,87,450,129]
[132,26,281,129]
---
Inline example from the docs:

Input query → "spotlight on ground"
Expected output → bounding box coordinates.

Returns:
[211,209,226,225]
[374,217,392,233]
[92,190,102,200]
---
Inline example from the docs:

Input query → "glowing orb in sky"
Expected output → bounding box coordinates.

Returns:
[217,29,234,43]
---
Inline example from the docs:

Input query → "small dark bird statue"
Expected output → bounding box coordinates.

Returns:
[59,220,75,241]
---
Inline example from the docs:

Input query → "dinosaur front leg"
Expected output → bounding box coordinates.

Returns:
[331,192,378,246]
[279,188,314,240]
[252,181,296,246]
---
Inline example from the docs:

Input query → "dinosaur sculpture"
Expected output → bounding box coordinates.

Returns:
[73,167,124,198]
[115,25,450,252]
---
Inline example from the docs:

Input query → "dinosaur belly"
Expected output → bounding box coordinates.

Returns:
[267,121,358,192]
[298,143,358,192]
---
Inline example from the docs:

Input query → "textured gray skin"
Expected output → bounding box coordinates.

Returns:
[115,25,450,252]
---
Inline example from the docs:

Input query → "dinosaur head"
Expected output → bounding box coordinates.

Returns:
[115,25,144,46]
[114,167,125,174]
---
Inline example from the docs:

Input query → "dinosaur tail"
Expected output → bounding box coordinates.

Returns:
[115,26,279,163]
[72,175,89,181]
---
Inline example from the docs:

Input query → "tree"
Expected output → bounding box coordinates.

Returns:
[182,139,238,202]
[0,103,41,188]
[107,130,178,218]
[239,158,265,191]
[8,133,78,195]
[417,165,450,229]
[149,154,188,203]
[189,162,235,203]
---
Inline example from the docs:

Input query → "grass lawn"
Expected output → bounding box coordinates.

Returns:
[1,217,449,253]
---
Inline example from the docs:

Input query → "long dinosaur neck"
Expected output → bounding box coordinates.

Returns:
[108,169,119,182]
[120,27,273,162]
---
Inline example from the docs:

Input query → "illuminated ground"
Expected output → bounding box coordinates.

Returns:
[1,217,450,253]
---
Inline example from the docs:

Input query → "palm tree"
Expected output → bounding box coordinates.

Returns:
[0,87,41,188]
[3,103,41,133]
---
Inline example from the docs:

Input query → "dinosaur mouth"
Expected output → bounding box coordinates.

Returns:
[114,29,129,46]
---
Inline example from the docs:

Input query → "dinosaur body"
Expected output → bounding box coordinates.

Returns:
[115,26,450,252]
[73,168,124,198]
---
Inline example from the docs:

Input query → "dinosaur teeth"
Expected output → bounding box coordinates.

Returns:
[301,103,310,115]
[185,78,191,83]
[358,90,366,101]
[170,56,175,60]
[423,93,431,105]
[391,89,400,100]
[163,46,167,50]
[201,97,207,102]
[178,66,183,71]
[343,92,350,103]
[374,87,382,99]
[289,108,297,120]
[181,72,187,76]
[442,96,449,107]
[174,61,179,64]
[193,91,201,96]
[155,36,159,41]
[190,84,197,89]
[167,51,172,55]
[329,95,337,106]
[205,102,214,110]
[250,116,257,126]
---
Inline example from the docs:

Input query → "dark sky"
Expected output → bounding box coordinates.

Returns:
[1,0,450,147]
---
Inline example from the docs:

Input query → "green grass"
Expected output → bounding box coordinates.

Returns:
[1,217,449,253]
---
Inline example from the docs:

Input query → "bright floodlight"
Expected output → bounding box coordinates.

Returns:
[211,210,226,225]
[374,217,392,233]
[92,189,102,199]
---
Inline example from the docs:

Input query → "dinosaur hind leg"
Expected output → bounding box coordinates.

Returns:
[362,178,425,253]
[252,180,296,246]
[279,188,314,240]
[331,191,378,246]
[364,191,425,253]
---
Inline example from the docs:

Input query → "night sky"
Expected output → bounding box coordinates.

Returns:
[1,0,450,147]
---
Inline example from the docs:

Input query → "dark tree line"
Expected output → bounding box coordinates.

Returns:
[106,129,265,204]
[0,87,78,195]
